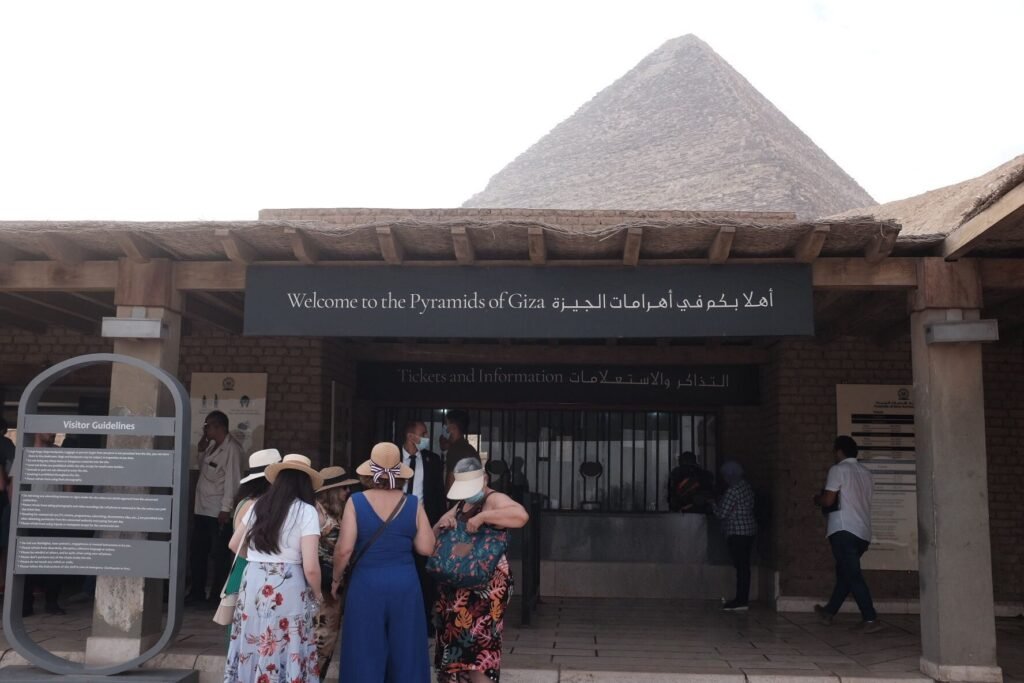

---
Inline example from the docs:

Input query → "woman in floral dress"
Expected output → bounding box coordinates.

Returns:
[224,454,325,683]
[433,458,530,683]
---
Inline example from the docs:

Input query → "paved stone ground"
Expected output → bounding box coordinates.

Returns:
[1,597,1022,682]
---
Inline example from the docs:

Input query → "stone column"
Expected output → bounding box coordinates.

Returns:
[84,259,183,667]
[910,259,1001,683]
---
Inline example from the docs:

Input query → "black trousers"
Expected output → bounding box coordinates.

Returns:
[824,530,877,621]
[190,514,232,599]
[727,534,754,604]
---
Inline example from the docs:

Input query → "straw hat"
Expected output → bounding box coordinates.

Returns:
[265,453,325,489]
[447,458,486,501]
[355,442,414,487]
[316,465,360,493]
[240,448,282,484]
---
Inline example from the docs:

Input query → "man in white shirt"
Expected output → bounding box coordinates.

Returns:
[187,410,243,604]
[813,435,882,632]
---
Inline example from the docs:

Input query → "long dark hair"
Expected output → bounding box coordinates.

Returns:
[234,477,271,510]
[248,469,316,555]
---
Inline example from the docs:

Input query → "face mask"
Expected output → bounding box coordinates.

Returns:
[464,491,485,505]
[416,436,430,451]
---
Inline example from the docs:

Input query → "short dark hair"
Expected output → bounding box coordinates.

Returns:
[680,451,697,465]
[0,415,9,433]
[206,411,229,430]
[834,436,858,459]
[402,419,424,434]
[445,410,470,434]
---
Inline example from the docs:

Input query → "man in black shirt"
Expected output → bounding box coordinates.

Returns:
[442,410,479,488]
[667,451,714,513]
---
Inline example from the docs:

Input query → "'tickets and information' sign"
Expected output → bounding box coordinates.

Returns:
[836,384,918,571]
[357,363,759,405]
[244,265,814,338]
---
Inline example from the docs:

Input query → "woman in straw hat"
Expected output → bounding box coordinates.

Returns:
[224,454,326,683]
[311,466,358,678]
[218,449,282,638]
[331,443,436,682]
[433,457,529,683]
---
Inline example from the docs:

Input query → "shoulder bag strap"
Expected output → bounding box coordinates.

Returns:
[345,494,407,578]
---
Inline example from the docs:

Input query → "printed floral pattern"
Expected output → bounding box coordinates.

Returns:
[313,514,342,677]
[223,561,319,683]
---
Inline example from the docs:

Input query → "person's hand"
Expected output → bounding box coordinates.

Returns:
[331,579,341,599]
[218,511,230,527]
[198,435,211,452]
[466,515,486,533]
[436,515,457,531]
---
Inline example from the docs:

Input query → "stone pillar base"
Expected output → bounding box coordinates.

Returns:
[83,634,161,668]
[921,657,1003,683]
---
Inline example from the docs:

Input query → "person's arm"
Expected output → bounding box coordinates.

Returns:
[814,465,841,508]
[219,444,242,524]
[467,492,529,532]
[331,498,357,597]
[233,499,255,529]
[413,502,436,556]
[711,487,737,520]
[228,519,248,555]
[300,534,323,602]
[432,504,458,535]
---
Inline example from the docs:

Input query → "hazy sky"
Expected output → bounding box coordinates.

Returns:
[1,0,1021,220]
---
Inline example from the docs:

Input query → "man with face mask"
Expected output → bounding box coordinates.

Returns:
[401,420,445,526]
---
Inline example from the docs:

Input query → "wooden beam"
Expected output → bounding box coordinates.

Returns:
[4,292,102,326]
[812,258,917,289]
[38,233,83,264]
[451,226,475,265]
[376,227,404,265]
[623,227,643,266]
[794,225,830,263]
[0,294,97,334]
[215,229,260,265]
[708,226,735,264]
[190,291,244,318]
[346,341,770,366]
[173,261,246,291]
[528,227,547,265]
[0,239,31,264]
[32,292,115,320]
[184,294,243,335]
[0,261,118,291]
[944,181,1024,260]
[285,228,320,265]
[114,232,166,264]
[864,230,898,264]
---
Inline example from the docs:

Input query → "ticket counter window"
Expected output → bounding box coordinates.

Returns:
[374,408,716,513]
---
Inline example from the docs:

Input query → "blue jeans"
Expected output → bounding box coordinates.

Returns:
[824,530,877,621]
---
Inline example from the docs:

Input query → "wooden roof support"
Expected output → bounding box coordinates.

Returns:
[376,227,404,264]
[4,292,102,326]
[944,182,1024,260]
[794,225,830,262]
[38,233,83,264]
[528,227,547,265]
[623,227,643,266]
[864,231,898,264]
[115,232,166,264]
[0,294,97,334]
[451,226,475,265]
[190,291,244,318]
[0,261,118,291]
[708,226,735,263]
[812,258,916,290]
[285,228,320,265]
[184,294,243,335]
[32,292,115,320]
[216,229,260,265]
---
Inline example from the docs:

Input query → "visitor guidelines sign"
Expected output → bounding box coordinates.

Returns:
[244,265,813,338]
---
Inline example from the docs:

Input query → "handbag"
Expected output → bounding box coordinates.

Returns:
[425,496,508,590]
[213,538,245,626]
[335,494,407,602]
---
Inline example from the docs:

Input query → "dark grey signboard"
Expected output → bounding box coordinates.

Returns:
[3,353,190,677]
[19,493,173,533]
[13,537,171,578]
[244,265,814,338]
[357,363,759,405]
[21,448,175,487]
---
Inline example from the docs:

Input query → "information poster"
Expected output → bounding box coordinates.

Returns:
[189,373,267,468]
[836,384,917,571]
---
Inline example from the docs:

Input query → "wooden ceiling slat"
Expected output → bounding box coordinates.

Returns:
[0,294,97,334]
[184,294,243,335]
[527,227,547,265]
[215,229,260,265]
[865,231,898,264]
[708,226,735,263]
[38,233,84,264]
[452,227,475,265]
[794,225,830,262]
[376,227,404,264]
[285,228,320,265]
[5,292,102,325]
[623,227,643,266]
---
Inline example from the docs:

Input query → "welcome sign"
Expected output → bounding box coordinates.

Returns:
[245,265,813,338]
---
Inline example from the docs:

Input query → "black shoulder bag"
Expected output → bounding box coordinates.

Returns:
[336,494,407,602]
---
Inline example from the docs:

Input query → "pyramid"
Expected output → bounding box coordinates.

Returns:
[464,35,873,219]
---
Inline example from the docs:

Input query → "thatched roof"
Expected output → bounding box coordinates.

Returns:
[831,154,1024,237]
[463,35,874,220]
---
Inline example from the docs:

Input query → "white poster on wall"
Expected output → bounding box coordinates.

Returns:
[836,384,918,571]
[189,373,268,468]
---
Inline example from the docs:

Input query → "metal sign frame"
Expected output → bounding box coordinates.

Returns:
[2,353,190,676]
